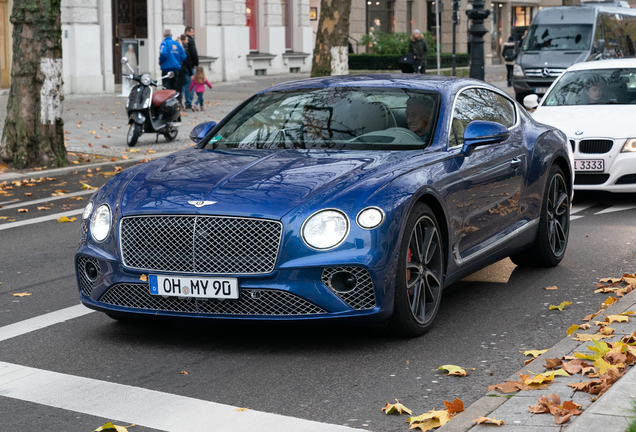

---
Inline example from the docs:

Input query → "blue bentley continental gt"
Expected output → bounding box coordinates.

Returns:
[76,75,574,336]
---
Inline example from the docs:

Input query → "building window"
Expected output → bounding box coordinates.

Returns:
[246,0,258,51]
[407,1,413,34]
[367,0,394,34]
[512,6,532,27]
[426,1,439,36]
[282,0,293,50]
[491,2,504,64]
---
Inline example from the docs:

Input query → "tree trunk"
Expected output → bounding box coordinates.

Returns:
[0,0,65,169]
[311,0,351,77]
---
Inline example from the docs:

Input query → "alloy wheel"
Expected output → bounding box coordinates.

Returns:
[546,173,569,257]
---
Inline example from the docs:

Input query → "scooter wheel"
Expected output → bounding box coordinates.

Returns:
[127,123,141,147]
[164,129,178,142]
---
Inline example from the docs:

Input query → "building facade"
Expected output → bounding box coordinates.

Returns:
[0,0,314,94]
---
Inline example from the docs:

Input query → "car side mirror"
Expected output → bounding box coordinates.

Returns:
[121,57,128,64]
[190,121,218,144]
[167,71,175,78]
[523,94,539,110]
[461,121,510,157]
[597,39,606,53]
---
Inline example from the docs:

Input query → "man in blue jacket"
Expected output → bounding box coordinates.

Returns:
[159,28,186,90]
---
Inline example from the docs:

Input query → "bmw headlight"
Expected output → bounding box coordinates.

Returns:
[357,207,384,229]
[140,74,152,86]
[621,139,636,152]
[513,64,524,78]
[301,209,349,250]
[90,204,111,242]
[82,201,94,220]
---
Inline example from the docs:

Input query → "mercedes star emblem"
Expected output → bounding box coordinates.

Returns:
[575,131,583,135]
[187,200,217,208]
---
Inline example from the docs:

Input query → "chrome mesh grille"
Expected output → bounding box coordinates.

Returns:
[99,284,326,315]
[77,256,101,297]
[120,216,282,274]
[321,267,376,310]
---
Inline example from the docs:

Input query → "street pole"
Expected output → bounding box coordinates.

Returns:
[466,0,490,80]
[452,0,460,76]
[435,1,441,75]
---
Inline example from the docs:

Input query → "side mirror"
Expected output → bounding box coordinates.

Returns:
[190,121,218,144]
[461,121,510,157]
[121,57,128,64]
[167,71,175,78]
[597,39,606,53]
[523,94,539,110]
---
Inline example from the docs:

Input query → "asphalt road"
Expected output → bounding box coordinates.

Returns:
[1,162,635,431]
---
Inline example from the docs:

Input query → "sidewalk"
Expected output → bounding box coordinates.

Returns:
[441,285,636,432]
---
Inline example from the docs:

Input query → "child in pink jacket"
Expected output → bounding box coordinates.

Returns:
[189,67,213,111]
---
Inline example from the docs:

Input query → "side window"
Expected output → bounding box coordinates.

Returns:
[449,88,515,148]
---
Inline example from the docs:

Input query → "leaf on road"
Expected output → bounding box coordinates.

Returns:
[180,370,188,375]
[568,380,601,392]
[528,394,582,424]
[81,182,97,190]
[139,274,148,282]
[544,286,558,290]
[583,311,601,321]
[549,301,572,311]
[520,349,548,358]
[561,359,595,374]
[593,358,622,375]
[599,326,614,336]
[235,407,249,412]
[444,398,465,414]
[567,324,580,335]
[605,315,629,325]
[571,333,613,342]
[71,196,85,201]
[17,208,28,213]
[407,410,450,426]
[12,292,32,297]
[544,358,563,369]
[472,416,504,425]
[382,399,412,415]
[37,207,50,210]
[57,216,77,223]
[438,365,474,377]
[93,422,135,432]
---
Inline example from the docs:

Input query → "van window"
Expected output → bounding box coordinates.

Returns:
[543,68,636,106]
[523,24,593,51]
[595,13,636,57]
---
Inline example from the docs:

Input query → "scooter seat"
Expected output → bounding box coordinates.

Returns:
[152,89,178,107]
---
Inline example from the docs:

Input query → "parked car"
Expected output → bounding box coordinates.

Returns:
[512,3,636,103]
[76,75,573,337]
[527,58,636,192]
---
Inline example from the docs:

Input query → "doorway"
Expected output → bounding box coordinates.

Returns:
[112,0,148,84]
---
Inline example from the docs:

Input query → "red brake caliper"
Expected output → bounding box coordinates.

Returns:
[406,247,412,281]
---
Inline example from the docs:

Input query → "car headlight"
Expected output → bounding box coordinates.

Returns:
[513,64,524,77]
[140,74,152,86]
[90,204,111,242]
[301,209,349,250]
[357,207,384,230]
[622,139,636,152]
[82,201,94,220]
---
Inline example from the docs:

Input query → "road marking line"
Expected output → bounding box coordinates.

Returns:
[0,361,360,432]
[594,205,636,215]
[0,209,83,231]
[570,204,594,215]
[0,190,94,211]
[0,304,94,343]
[571,215,584,221]
[0,199,20,206]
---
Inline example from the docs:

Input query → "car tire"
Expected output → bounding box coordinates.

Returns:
[510,165,570,267]
[127,123,141,147]
[389,202,445,337]
[164,128,178,142]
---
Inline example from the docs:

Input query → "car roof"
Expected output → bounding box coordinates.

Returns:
[566,58,636,72]
[259,74,498,95]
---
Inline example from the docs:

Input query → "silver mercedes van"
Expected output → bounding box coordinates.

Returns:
[512,3,636,102]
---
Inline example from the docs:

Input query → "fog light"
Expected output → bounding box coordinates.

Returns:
[84,261,99,281]
[330,271,357,293]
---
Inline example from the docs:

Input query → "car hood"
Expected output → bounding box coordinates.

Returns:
[533,105,636,139]
[119,148,409,219]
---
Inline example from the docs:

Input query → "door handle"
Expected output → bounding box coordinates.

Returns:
[510,157,521,169]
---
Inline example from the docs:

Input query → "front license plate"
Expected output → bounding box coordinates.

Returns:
[535,87,548,94]
[575,159,604,172]
[149,275,239,299]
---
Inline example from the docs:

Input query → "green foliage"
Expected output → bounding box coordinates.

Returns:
[626,400,636,432]
[358,31,436,55]
[349,53,470,71]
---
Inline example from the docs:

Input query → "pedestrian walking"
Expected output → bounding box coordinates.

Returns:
[408,29,428,74]
[189,66,212,111]
[182,26,199,110]
[175,35,192,106]
[502,36,516,87]
[159,28,186,90]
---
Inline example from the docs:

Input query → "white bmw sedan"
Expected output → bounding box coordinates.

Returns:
[528,59,636,192]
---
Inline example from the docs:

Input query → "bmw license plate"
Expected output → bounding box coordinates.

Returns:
[574,159,604,172]
[149,275,239,299]
[535,87,548,94]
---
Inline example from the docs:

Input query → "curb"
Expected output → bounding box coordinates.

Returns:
[440,287,636,431]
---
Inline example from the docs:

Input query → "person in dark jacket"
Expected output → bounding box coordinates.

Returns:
[502,36,516,87]
[182,26,199,111]
[159,28,186,90]
[175,35,192,105]
[408,29,428,74]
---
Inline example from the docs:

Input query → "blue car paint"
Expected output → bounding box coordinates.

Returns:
[75,74,572,324]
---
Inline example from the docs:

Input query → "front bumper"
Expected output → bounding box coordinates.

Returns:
[571,138,636,192]
[75,252,395,323]
[512,77,555,98]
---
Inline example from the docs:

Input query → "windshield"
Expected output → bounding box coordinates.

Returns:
[544,68,636,106]
[203,88,441,150]
[523,24,593,51]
